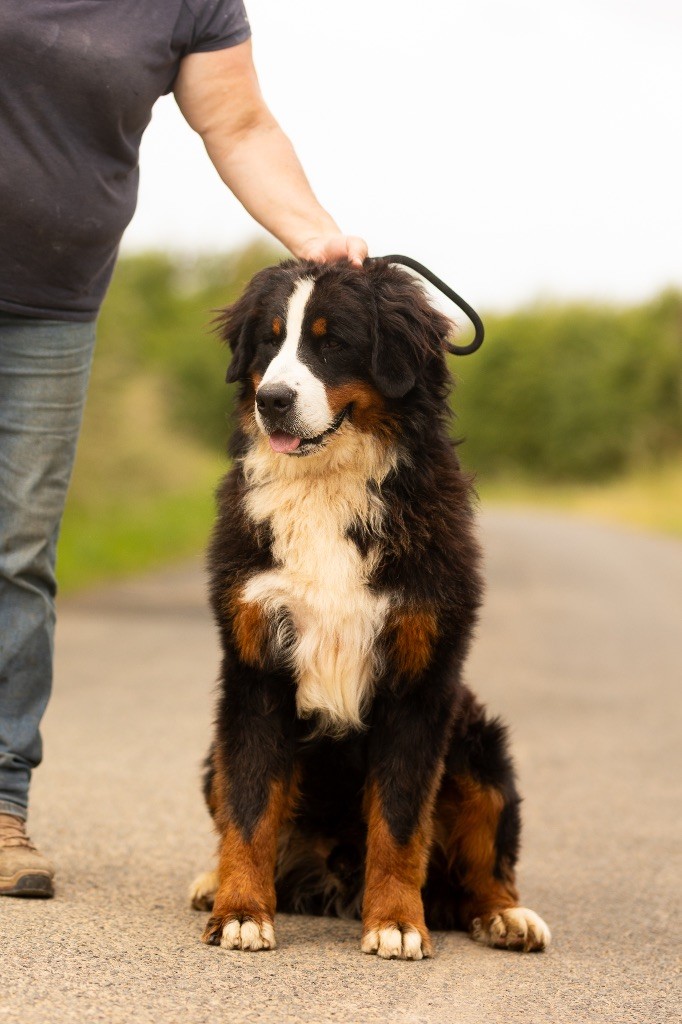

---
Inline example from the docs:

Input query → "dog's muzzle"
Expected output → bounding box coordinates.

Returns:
[255,383,349,456]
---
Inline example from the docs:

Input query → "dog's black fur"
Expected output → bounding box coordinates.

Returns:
[194,259,549,957]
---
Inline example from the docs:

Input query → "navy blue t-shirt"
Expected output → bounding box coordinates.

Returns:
[0,0,251,321]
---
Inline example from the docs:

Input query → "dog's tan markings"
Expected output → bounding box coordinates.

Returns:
[388,607,438,680]
[325,382,398,444]
[361,780,435,960]
[203,774,298,951]
[225,590,270,668]
[433,774,523,932]
[311,316,327,337]
[272,316,282,337]
[219,585,270,668]
[238,373,262,431]
[204,741,234,831]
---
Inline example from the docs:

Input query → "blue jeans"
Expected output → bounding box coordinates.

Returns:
[0,313,96,820]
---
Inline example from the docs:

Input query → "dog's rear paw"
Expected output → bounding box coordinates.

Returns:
[471,907,551,952]
[189,869,219,911]
[203,914,276,952]
[361,923,431,960]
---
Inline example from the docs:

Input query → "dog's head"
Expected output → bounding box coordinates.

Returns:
[218,258,453,457]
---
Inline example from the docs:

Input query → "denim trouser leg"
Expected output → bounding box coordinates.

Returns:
[0,313,96,819]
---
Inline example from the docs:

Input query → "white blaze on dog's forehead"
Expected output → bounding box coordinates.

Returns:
[258,277,332,436]
[261,277,314,386]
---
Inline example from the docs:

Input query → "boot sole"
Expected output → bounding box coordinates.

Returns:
[0,871,54,898]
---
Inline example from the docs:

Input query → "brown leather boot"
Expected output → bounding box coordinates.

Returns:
[0,813,54,897]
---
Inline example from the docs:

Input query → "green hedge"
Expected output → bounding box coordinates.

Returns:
[452,290,682,481]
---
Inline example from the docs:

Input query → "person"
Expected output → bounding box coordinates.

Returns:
[0,0,368,898]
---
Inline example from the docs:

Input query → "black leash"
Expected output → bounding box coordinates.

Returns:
[376,254,485,355]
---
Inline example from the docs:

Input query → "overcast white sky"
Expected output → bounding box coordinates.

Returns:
[122,0,682,310]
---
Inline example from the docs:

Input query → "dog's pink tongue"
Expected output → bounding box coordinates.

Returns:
[269,431,301,454]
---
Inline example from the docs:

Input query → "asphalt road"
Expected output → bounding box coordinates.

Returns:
[2,510,680,1024]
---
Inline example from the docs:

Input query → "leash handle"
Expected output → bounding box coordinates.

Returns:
[376,254,485,355]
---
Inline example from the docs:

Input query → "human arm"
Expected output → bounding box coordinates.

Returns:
[173,40,367,265]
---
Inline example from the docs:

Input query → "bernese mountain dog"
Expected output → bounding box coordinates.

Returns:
[190,257,551,960]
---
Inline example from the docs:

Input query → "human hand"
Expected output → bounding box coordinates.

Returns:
[295,233,368,267]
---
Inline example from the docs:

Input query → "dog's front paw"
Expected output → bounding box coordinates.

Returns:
[471,907,551,952]
[203,914,276,952]
[361,923,431,961]
[189,869,219,911]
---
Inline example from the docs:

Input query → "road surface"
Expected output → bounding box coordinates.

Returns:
[2,511,681,1023]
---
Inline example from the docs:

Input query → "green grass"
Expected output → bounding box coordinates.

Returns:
[57,465,224,593]
[56,358,228,594]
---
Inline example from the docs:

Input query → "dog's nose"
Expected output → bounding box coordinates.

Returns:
[256,383,296,419]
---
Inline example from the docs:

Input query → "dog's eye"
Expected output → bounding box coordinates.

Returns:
[320,336,345,352]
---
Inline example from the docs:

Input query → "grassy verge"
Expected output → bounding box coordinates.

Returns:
[56,365,228,594]
[478,461,682,538]
[57,464,224,593]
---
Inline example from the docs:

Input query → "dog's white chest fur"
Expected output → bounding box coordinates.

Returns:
[241,433,393,731]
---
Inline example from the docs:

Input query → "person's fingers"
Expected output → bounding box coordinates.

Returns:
[345,235,368,267]
[303,242,326,262]
[297,234,369,265]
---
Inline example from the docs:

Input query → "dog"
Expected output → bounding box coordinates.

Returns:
[189,257,551,959]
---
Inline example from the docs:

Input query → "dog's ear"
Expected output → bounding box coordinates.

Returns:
[215,268,274,384]
[366,260,453,399]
